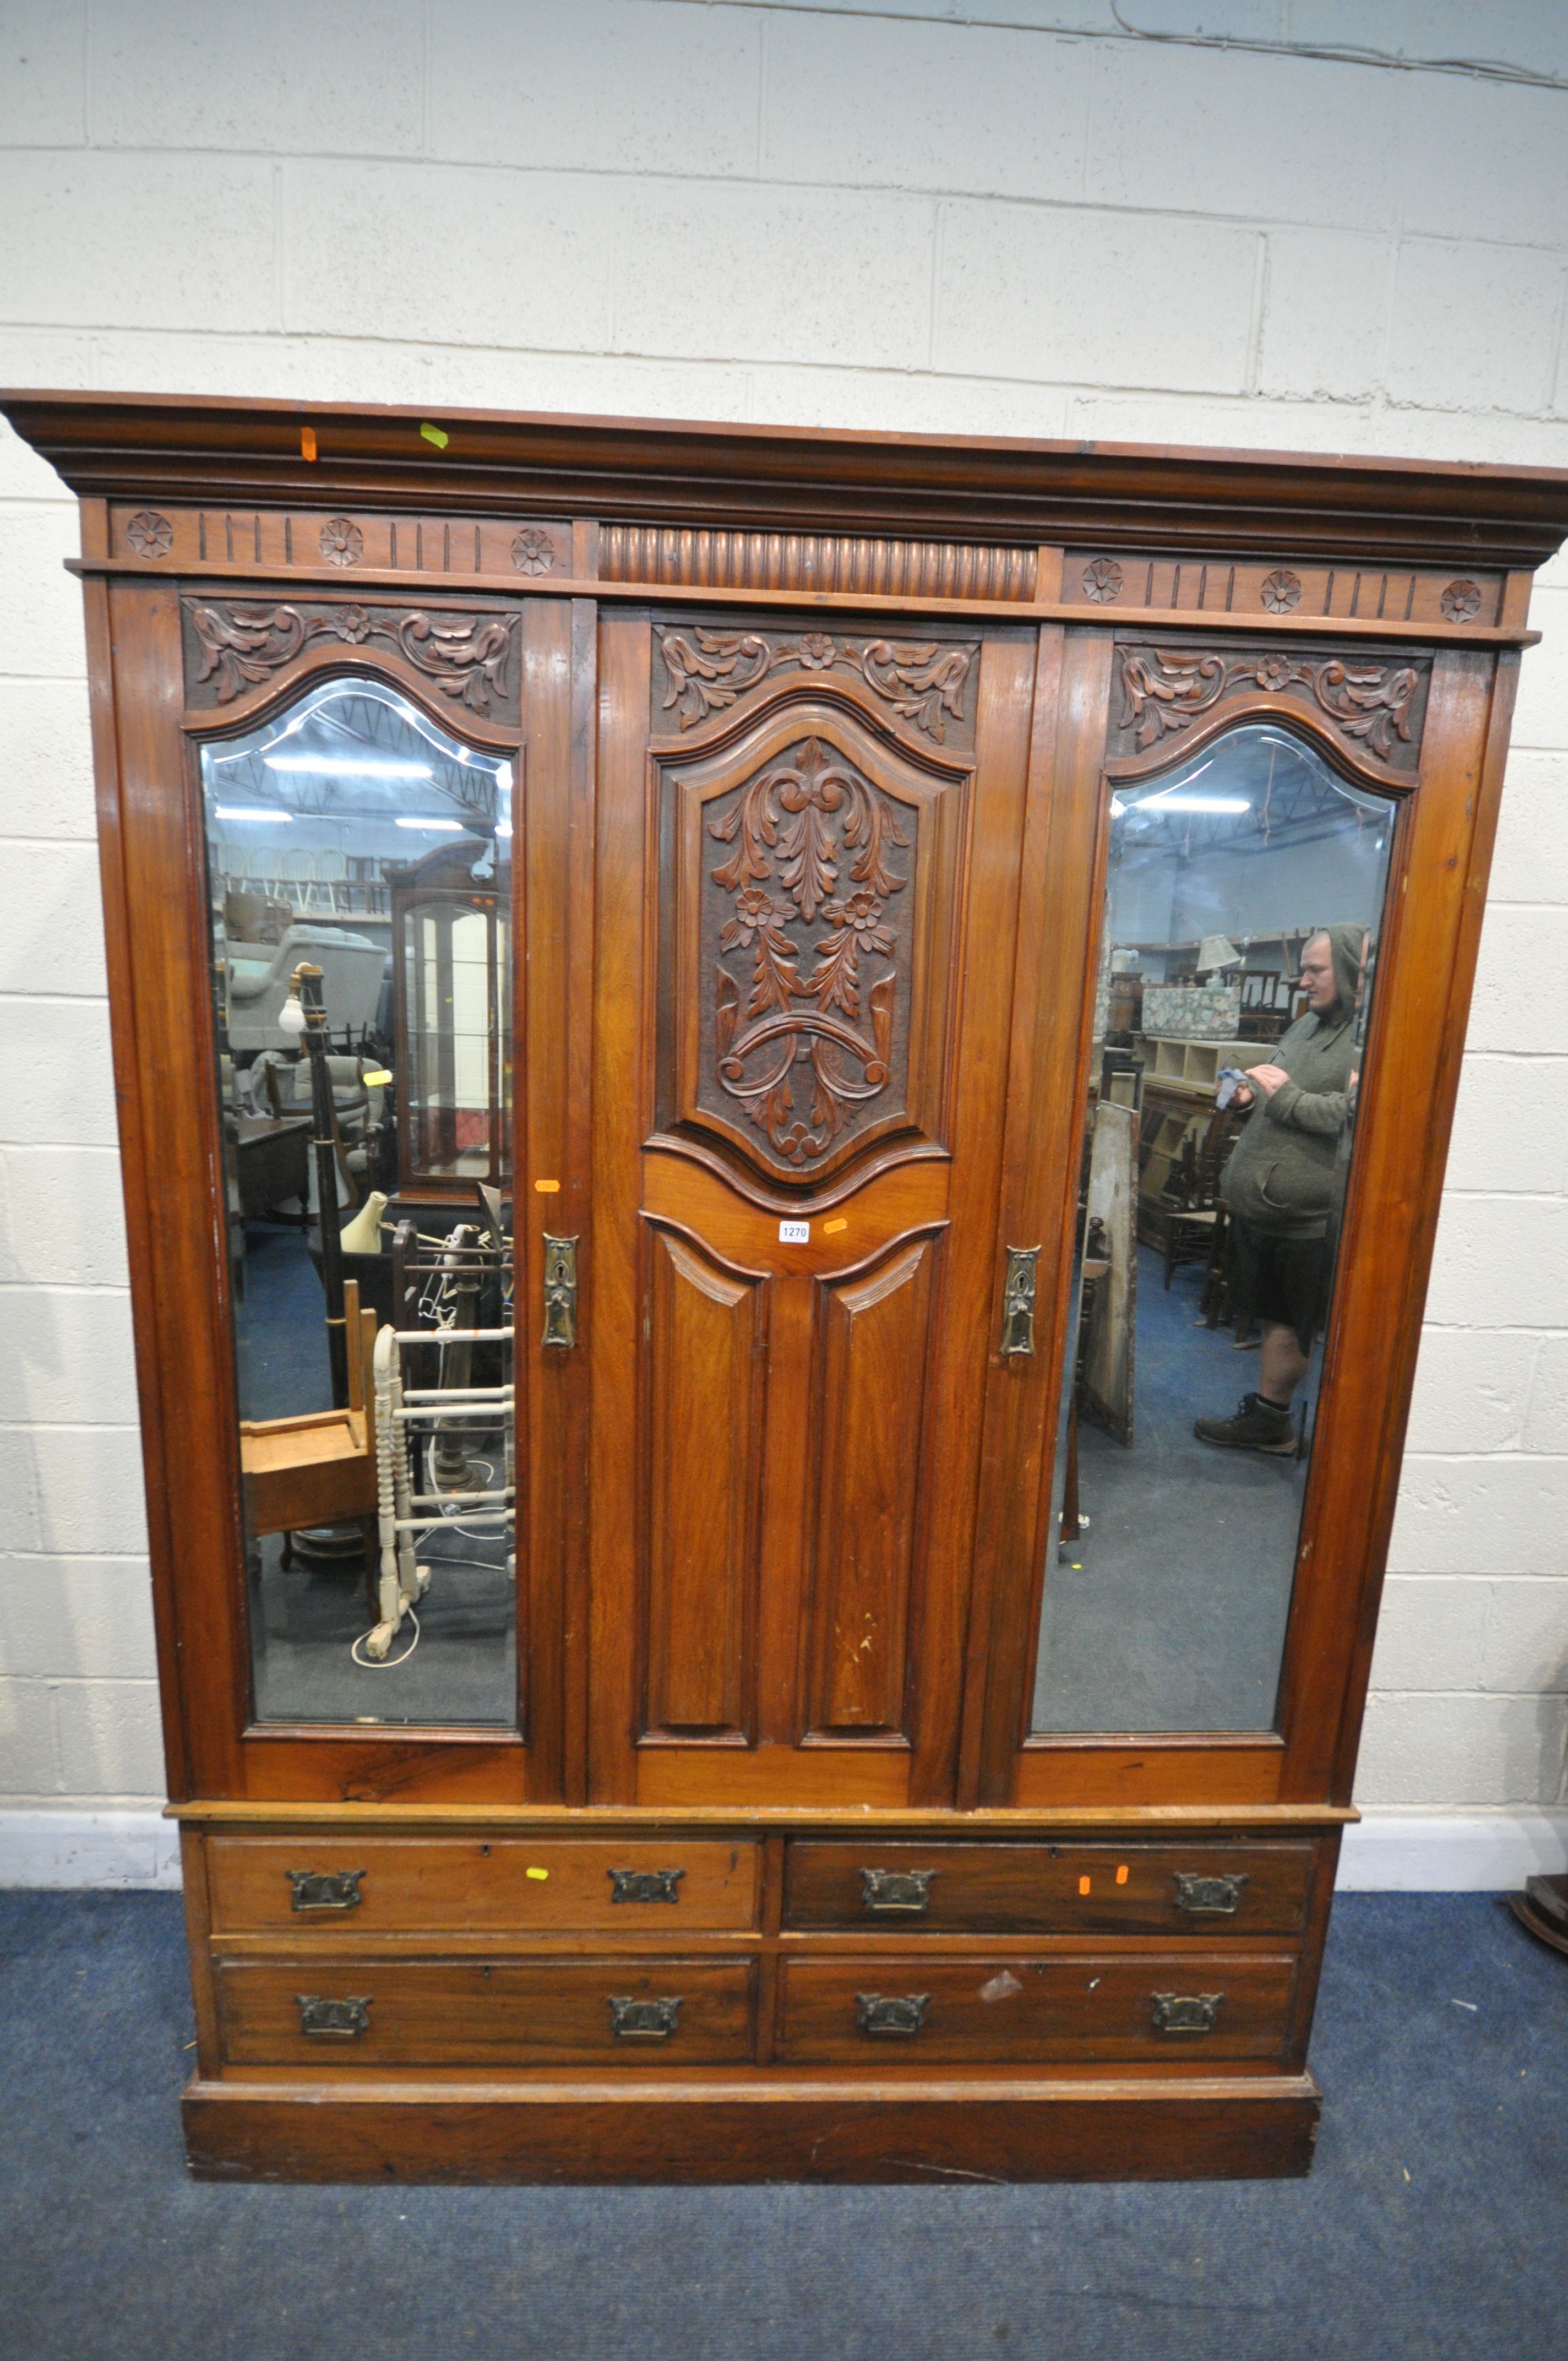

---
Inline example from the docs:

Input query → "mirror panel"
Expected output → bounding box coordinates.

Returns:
[1031,724,1394,1735]
[200,677,517,1727]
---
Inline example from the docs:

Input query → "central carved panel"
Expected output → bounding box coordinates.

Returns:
[658,702,967,1195]
[707,736,911,1168]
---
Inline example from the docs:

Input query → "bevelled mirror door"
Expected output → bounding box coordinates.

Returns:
[1032,724,1395,1735]
[198,676,518,1727]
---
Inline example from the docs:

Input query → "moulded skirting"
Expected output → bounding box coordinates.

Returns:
[3,1807,1566,1894]
[183,2074,1322,2184]
[0,1809,182,1890]
[1335,1809,1568,1891]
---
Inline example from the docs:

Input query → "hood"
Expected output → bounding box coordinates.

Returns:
[1312,921,1370,1027]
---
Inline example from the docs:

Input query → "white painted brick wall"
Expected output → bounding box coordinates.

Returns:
[1,0,1565,1815]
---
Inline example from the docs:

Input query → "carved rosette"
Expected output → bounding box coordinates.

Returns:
[656,626,975,745]
[125,510,173,558]
[703,737,912,1168]
[319,516,364,567]
[182,599,519,718]
[1259,568,1303,614]
[1112,644,1428,770]
[510,526,558,574]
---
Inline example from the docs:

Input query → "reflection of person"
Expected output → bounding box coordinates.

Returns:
[1194,923,1369,1456]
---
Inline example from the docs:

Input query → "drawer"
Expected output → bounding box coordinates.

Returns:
[784,1841,1314,1936]
[777,1954,1297,2065]
[205,1837,760,1935]
[216,1956,757,2066]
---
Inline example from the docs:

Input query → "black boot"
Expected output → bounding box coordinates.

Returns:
[1193,1392,1297,1455]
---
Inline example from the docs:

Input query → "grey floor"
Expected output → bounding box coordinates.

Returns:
[1033,1248,1310,1734]
[1,1887,1564,2361]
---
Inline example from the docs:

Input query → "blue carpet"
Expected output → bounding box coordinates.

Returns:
[0,1891,1562,2359]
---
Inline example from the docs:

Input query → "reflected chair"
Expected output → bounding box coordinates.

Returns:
[238,1279,380,1577]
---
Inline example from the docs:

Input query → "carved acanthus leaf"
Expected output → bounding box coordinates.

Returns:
[186,600,518,716]
[657,627,973,741]
[707,737,908,1166]
[1117,646,1421,766]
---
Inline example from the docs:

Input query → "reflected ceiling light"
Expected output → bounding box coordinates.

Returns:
[264,755,433,777]
[1136,794,1250,813]
[395,816,466,831]
[496,820,513,838]
[214,805,291,823]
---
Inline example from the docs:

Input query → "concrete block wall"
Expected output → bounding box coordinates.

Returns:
[1,0,1565,1870]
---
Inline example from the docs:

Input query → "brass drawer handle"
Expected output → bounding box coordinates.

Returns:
[859,1867,935,1917]
[608,1868,684,1905]
[999,1245,1041,1355]
[542,1233,578,1348]
[296,1994,372,2039]
[285,1869,365,1914]
[608,1995,683,2042]
[1150,1991,1224,2036]
[1173,1873,1249,1916]
[856,1992,929,2038]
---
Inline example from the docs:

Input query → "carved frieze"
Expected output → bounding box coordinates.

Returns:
[1110,643,1429,771]
[654,625,976,746]
[1064,552,1505,632]
[182,597,520,719]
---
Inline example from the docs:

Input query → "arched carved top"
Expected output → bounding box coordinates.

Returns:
[652,623,979,750]
[1106,640,1429,785]
[181,596,521,723]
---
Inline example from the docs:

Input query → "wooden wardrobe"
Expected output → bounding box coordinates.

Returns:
[7,390,1564,2183]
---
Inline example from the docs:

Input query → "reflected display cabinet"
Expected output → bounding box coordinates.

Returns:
[9,390,1567,2184]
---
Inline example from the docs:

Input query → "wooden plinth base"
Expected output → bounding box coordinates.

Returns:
[183,2073,1321,2184]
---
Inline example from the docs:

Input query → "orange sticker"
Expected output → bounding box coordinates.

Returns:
[534,1178,561,1193]
[1115,1864,1129,1885]
[300,426,317,462]
[824,1217,848,1234]
[1078,1875,1091,1896]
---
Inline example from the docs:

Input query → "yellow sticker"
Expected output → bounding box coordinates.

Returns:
[525,1866,549,1881]
[361,1068,393,1087]
[534,1178,561,1193]
[420,421,450,449]
[823,1217,848,1234]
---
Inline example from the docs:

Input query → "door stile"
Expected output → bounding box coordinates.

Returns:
[901,627,1039,1803]
[518,598,598,1802]
[965,628,1117,1807]
[587,612,657,1799]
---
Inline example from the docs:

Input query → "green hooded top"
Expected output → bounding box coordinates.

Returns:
[1218,921,1368,1241]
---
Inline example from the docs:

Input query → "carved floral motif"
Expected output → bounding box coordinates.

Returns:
[657,626,972,742]
[707,737,909,1165]
[510,527,557,575]
[125,510,173,558]
[1441,578,1483,622]
[185,599,518,716]
[1082,557,1124,603]
[1260,568,1303,614]
[319,516,364,567]
[1117,646,1422,765]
